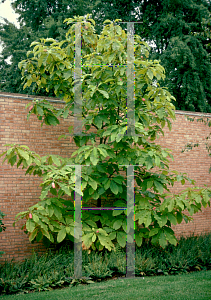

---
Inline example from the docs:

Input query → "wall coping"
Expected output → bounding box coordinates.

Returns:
[1,92,211,118]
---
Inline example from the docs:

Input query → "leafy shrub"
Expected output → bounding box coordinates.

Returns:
[84,252,113,280]
[135,252,157,276]
[0,232,211,295]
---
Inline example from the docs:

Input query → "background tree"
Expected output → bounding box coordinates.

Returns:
[0,19,51,95]
[136,0,211,112]
[1,0,211,110]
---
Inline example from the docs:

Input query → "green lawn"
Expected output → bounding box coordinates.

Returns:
[0,270,211,300]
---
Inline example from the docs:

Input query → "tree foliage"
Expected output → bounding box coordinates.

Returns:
[1,0,211,113]
[137,0,211,112]
[1,15,211,252]
[0,0,101,95]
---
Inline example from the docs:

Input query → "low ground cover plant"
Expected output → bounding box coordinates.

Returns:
[0,232,211,295]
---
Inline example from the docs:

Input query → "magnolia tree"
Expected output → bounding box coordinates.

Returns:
[1,15,211,253]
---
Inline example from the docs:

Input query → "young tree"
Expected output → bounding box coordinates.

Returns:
[1,15,211,253]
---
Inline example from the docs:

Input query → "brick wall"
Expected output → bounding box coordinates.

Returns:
[157,112,211,238]
[0,92,211,261]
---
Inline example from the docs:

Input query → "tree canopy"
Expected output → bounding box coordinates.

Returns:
[1,15,211,252]
[0,0,211,112]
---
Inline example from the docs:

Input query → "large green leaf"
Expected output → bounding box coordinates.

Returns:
[113,219,122,230]
[9,155,17,166]
[51,155,61,166]
[46,115,59,126]
[176,211,183,224]
[18,149,29,161]
[57,227,67,243]
[37,220,48,232]
[50,220,62,229]
[147,69,153,80]
[159,231,167,248]
[154,180,164,194]
[117,231,126,248]
[112,209,124,216]
[98,235,113,251]
[37,106,44,116]
[94,115,103,128]
[104,179,110,190]
[96,228,108,236]
[92,234,97,243]
[36,231,43,242]
[137,210,149,224]
[202,189,210,203]
[110,181,119,195]
[109,231,116,240]
[167,213,177,225]
[40,186,51,200]
[42,229,51,241]
[168,199,175,212]
[153,214,163,227]
[53,206,62,220]
[85,220,97,228]
[97,147,108,158]
[135,232,143,247]
[144,212,152,227]
[90,148,99,165]
[32,214,39,223]
[122,219,127,232]
[98,90,109,99]
[113,200,126,207]
[29,228,38,242]
[148,228,159,237]
[26,219,35,232]
[159,215,168,227]
[63,70,72,80]
[89,179,97,190]
[82,232,94,249]
[57,183,72,196]
[164,228,177,246]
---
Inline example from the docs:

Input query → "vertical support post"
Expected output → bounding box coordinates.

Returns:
[71,20,143,280]
[74,22,83,136]
[127,22,135,137]
[74,165,82,278]
[126,165,135,278]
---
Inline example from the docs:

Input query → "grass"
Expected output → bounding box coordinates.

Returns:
[0,270,210,300]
